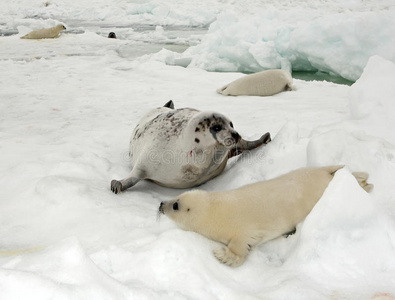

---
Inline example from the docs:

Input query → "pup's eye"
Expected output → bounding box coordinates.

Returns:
[229,122,234,128]
[211,125,222,132]
[173,202,179,210]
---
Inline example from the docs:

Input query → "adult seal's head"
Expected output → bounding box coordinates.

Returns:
[110,100,271,193]
[108,32,117,39]
[189,111,241,149]
[159,166,373,267]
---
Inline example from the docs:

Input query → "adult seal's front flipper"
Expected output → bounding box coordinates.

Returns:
[229,132,271,158]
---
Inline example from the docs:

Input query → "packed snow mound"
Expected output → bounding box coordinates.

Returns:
[0,238,151,300]
[288,169,395,299]
[159,8,395,81]
[306,55,395,216]
[348,56,395,144]
[349,56,395,120]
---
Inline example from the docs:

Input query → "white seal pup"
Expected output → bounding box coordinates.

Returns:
[217,69,293,96]
[159,166,373,267]
[20,24,66,39]
[111,100,271,193]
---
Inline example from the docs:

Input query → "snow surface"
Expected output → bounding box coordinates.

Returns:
[1,0,395,299]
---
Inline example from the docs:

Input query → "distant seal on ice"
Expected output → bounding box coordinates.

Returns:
[111,100,271,193]
[217,69,293,96]
[108,32,117,39]
[20,24,66,39]
[159,166,373,267]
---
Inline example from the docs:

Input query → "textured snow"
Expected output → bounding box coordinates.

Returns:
[1,1,395,299]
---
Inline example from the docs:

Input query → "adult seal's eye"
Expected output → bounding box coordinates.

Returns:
[173,202,179,210]
[211,125,222,132]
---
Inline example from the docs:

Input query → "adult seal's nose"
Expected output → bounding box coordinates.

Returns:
[159,202,164,213]
[231,132,240,142]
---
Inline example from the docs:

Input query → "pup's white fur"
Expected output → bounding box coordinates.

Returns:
[160,166,373,267]
[21,24,66,39]
[217,69,293,96]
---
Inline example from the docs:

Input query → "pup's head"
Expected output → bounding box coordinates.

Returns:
[57,24,66,31]
[158,190,210,231]
[191,112,240,149]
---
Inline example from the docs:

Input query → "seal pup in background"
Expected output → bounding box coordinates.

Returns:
[21,24,66,39]
[217,69,293,97]
[111,100,271,193]
[108,32,117,39]
[159,166,373,267]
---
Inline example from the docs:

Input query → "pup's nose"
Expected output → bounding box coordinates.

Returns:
[232,132,240,142]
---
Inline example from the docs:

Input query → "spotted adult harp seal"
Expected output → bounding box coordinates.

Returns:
[111,100,271,193]
[159,166,373,267]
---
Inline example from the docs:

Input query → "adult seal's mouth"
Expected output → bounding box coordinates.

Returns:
[223,132,240,148]
[224,137,235,148]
